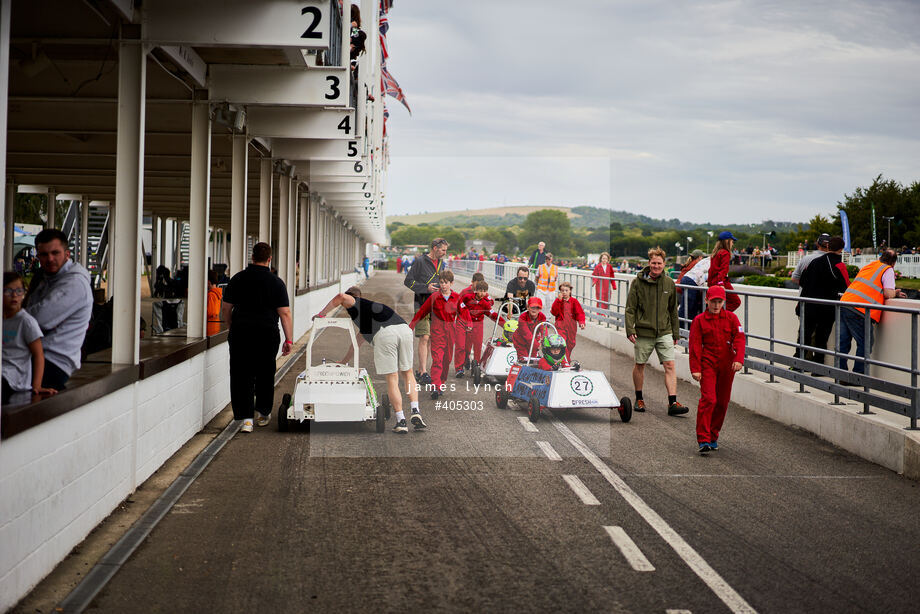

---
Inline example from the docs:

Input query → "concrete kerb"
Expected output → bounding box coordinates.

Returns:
[452,272,920,480]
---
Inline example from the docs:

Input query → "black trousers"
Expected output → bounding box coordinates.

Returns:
[42,360,70,391]
[229,328,280,420]
[802,304,835,365]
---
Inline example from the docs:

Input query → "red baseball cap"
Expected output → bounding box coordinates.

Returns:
[527,297,543,308]
[707,286,726,301]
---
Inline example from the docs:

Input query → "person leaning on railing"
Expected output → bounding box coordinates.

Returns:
[837,249,907,377]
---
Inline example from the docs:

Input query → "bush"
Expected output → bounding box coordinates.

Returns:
[741,274,786,288]
[846,265,859,279]
[728,265,764,277]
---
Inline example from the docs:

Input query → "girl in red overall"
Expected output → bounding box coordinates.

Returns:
[550,281,585,361]
[455,280,501,375]
[409,270,470,399]
[689,285,745,455]
[592,252,616,310]
[513,297,547,360]
[707,231,741,313]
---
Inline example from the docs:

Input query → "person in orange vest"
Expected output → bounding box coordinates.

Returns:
[206,270,223,336]
[838,249,906,375]
[534,252,558,314]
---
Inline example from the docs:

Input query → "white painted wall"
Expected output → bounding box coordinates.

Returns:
[0,342,230,611]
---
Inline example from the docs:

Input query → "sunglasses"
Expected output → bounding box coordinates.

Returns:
[517,276,528,280]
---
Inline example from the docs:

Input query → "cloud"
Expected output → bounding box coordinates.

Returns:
[382,0,920,224]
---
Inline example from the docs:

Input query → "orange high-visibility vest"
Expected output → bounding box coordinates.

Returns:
[840,260,891,322]
[536,263,558,291]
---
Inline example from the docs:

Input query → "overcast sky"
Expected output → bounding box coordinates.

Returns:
[380,0,920,224]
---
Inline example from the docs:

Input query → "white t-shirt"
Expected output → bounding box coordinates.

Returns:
[684,257,711,286]
[881,268,895,290]
[2,309,43,392]
[792,250,823,280]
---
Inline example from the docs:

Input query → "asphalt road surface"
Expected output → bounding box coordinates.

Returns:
[63,273,920,612]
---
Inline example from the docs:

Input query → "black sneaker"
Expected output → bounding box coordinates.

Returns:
[698,442,712,455]
[455,368,464,378]
[430,389,441,400]
[410,411,428,430]
[419,372,432,385]
[668,401,689,416]
[392,419,408,434]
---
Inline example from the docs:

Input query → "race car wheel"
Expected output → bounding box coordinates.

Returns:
[528,396,541,423]
[495,387,509,409]
[377,395,390,433]
[617,397,633,423]
[472,360,482,386]
[277,393,291,432]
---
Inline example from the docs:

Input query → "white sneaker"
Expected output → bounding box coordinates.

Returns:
[255,411,271,427]
[240,419,254,433]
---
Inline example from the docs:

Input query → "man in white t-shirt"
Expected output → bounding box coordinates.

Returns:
[790,233,830,285]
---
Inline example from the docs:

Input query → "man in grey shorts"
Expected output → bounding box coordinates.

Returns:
[314,287,425,433]
[625,247,688,416]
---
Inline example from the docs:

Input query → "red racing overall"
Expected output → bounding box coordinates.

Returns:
[689,309,745,445]
[550,296,585,361]
[455,291,499,369]
[409,291,469,388]
[707,249,741,313]
[513,310,547,359]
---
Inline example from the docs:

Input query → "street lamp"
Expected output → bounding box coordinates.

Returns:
[675,242,682,260]
[706,230,714,252]
[882,216,894,247]
[687,236,693,253]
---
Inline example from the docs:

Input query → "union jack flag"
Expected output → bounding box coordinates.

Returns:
[382,66,411,114]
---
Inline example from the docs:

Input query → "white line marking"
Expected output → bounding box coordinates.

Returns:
[536,440,562,461]
[604,526,655,571]
[562,475,600,505]
[551,417,757,613]
[517,416,538,432]
[666,610,693,614]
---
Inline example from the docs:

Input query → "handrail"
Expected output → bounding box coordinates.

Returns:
[447,259,920,428]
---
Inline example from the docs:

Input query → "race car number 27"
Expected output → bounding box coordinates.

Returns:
[569,375,594,396]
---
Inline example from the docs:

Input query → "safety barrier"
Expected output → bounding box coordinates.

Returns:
[447,259,920,428]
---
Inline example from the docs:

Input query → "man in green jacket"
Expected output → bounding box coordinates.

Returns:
[625,246,688,416]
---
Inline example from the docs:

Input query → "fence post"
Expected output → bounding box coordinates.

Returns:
[909,313,918,430]
[860,310,872,414]
[796,303,807,393]
[743,293,750,374]
[768,297,775,383]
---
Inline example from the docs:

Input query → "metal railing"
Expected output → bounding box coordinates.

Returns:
[447,259,920,428]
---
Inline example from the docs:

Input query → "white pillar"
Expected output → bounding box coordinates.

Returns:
[277,173,289,283]
[0,0,9,390]
[230,134,248,273]
[79,197,90,267]
[111,40,146,365]
[4,183,14,269]
[308,195,318,288]
[286,179,296,303]
[46,190,56,229]
[298,193,308,289]
[259,158,272,243]
[187,100,211,338]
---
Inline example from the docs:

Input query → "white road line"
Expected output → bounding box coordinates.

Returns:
[551,418,757,614]
[666,610,693,614]
[517,416,539,432]
[536,440,562,461]
[604,526,655,571]
[562,475,600,505]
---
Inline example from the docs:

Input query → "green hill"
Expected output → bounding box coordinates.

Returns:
[389,205,802,231]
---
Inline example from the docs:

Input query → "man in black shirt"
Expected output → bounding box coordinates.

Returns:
[315,286,426,433]
[403,237,448,384]
[505,266,537,307]
[221,242,293,433]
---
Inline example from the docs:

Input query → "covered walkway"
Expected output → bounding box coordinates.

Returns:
[0,1,390,608]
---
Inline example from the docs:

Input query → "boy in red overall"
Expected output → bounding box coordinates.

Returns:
[689,285,746,455]
[550,281,586,361]
[455,280,501,377]
[513,297,548,360]
[409,270,469,399]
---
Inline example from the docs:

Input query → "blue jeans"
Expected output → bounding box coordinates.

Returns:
[838,308,875,374]
[678,277,704,328]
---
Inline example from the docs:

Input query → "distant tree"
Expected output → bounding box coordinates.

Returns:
[836,175,919,249]
[518,209,573,256]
